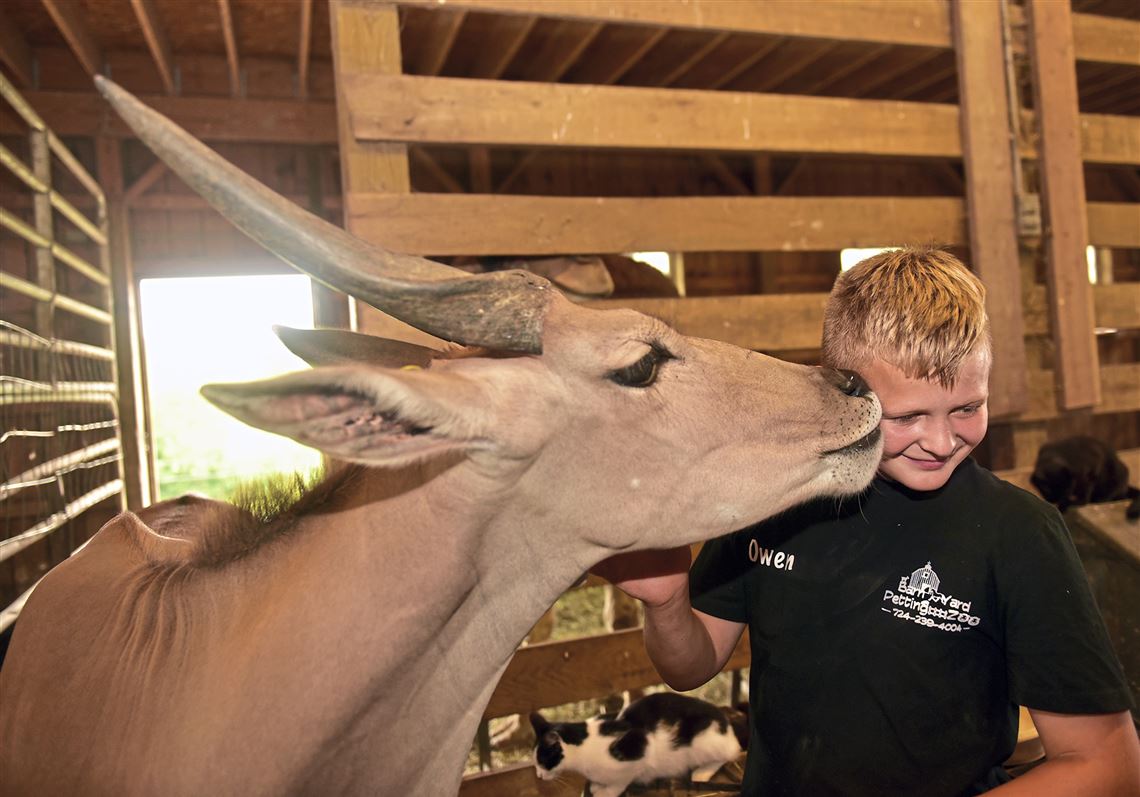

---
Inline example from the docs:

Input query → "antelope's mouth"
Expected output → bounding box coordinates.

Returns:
[823,427,882,457]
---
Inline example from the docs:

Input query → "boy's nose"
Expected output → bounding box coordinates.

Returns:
[921,420,957,458]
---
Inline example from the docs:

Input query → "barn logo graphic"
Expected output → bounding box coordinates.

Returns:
[880,561,981,633]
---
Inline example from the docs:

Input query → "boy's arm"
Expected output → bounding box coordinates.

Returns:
[991,709,1140,795]
[591,547,746,691]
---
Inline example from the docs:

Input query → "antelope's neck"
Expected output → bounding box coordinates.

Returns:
[277,459,595,793]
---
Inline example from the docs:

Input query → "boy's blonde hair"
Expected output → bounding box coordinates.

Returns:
[821,247,991,386]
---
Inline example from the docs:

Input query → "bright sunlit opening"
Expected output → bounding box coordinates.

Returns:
[140,275,322,501]
[1086,245,1097,284]
[840,247,899,272]
[629,251,671,276]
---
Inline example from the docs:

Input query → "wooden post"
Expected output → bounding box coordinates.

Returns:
[96,136,152,510]
[329,0,443,348]
[951,0,1028,418]
[1026,0,1100,409]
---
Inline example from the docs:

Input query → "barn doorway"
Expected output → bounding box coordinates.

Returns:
[138,275,322,501]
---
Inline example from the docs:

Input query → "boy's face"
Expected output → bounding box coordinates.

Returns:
[860,349,990,491]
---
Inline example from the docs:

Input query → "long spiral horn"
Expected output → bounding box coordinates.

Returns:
[95,77,551,353]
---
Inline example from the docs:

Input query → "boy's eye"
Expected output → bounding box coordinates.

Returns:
[608,344,674,388]
[888,414,919,424]
[955,404,981,416]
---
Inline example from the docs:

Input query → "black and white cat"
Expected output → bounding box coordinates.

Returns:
[530,692,748,797]
[1031,436,1140,520]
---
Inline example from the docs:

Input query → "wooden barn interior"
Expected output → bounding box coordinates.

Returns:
[1,1,1138,793]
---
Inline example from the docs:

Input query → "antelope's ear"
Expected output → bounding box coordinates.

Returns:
[274,325,440,369]
[200,365,494,466]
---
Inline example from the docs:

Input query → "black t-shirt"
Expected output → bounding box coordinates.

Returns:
[690,458,1133,797]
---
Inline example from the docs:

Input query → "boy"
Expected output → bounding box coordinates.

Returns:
[595,248,1139,795]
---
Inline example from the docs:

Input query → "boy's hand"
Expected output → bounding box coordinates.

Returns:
[590,546,692,608]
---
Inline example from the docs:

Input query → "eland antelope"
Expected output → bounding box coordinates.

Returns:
[0,78,883,796]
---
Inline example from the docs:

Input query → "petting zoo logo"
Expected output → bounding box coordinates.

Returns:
[880,562,981,633]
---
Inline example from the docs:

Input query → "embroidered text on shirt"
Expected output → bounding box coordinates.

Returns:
[748,539,795,570]
[880,562,981,632]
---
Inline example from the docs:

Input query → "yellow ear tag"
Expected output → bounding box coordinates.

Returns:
[400,364,422,371]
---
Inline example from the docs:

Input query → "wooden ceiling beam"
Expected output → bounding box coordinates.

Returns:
[298,0,314,97]
[129,0,177,94]
[0,6,36,87]
[217,0,241,96]
[40,0,103,77]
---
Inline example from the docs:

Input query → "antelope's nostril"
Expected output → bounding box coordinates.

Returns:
[823,368,871,398]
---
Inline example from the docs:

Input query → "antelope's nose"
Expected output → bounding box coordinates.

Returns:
[823,368,871,398]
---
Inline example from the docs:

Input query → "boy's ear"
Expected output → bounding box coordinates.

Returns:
[200,364,494,466]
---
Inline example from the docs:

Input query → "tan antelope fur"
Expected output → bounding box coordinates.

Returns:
[0,79,883,797]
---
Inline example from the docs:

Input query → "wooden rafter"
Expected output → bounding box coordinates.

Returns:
[129,0,177,94]
[800,43,890,95]
[470,16,536,79]
[746,41,841,93]
[890,62,957,101]
[831,48,943,97]
[217,0,241,96]
[410,147,464,193]
[123,160,169,205]
[700,156,750,196]
[41,0,103,77]
[298,0,314,98]
[413,9,467,77]
[0,5,35,87]
[653,31,729,87]
[708,37,782,90]
[578,26,669,85]
[536,21,604,82]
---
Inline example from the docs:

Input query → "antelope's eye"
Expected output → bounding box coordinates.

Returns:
[608,344,674,388]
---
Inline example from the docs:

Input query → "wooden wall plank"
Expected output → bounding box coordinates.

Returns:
[1072,13,1140,68]
[345,73,963,158]
[1079,113,1140,167]
[951,0,1027,417]
[3,91,337,144]
[484,627,750,720]
[1088,202,1140,247]
[1021,364,1140,422]
[345,194,967,255]
[402,2,1131,67]
[1027,0,1100,410]
[461,762,581,797]
[398,1,955,47]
